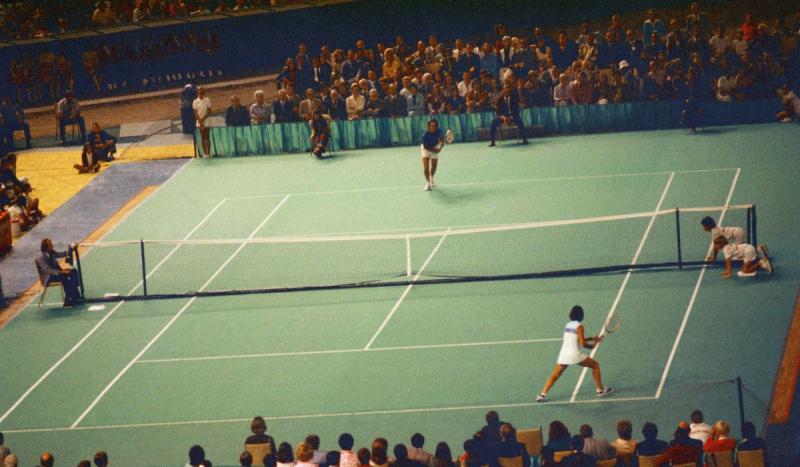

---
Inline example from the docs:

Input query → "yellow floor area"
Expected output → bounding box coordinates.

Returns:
[15,144,193,215]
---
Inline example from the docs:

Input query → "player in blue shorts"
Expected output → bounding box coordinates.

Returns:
[421,119,443,191]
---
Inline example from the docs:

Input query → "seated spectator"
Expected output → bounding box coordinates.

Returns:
[496,424,530,467]
[689,410,712,444]
[704,420,736,454]
[295,443,316,467]
[394,444,425,467]
[459,439,482,467]
[322,90,346,120]
[559,435,596,467]
[579,424,614,461]
[225,95,250,127]
[643,9,665,45]
[553,73,570,106]
[250,90,272,125]
[39,452,54,467]
[273,89,298,123]
[427,85,446,114]
[4,453,17,467]
[489,85,527,146]
[635,422,668,457]
[611,419,637,460]
[190,0,211,16]
[74,143,100,173]
[709,25,730,61]
[657,424,702,466]
[327,451,340,467]
[93,451,108,467]
[92,1,117,27]
[56,90,87,145]
[245,416,277,467]
[716,69,737,102]
[78,461,91,467]
[0,96,31,149]
[546,420,573,453]
[731,30,748,57]
[357,448,370,467]
[339,433,359,467]
[371,443,389,467]
[737,421,766,452]
[365,89,385,118]
[185,445,205,466]
[433,443,453,467]
[300,88,322,121]
[88,122,116,162]
[0,432,10,463]
[480,411,505,456]
[240,451,253,467]
[568,71,594,104]
[306,435,327,467]
[383,84,407,118]
[406,84,427,116]
[277,442,295,467]
[777,84,800,122]
[346,84,366,120]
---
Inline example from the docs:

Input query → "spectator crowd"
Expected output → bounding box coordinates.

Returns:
[210,5,800,128]
[0,408,769,466]
[0,153,43,239]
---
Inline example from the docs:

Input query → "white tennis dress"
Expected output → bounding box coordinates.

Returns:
[557,320,588,365]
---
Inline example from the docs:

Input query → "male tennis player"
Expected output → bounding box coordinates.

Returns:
[421,119,443,191]
[701,216,745,262]
[536,305,613,402]
[713,236,772,278]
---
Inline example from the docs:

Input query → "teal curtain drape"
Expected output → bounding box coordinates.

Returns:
[197,99,780,157]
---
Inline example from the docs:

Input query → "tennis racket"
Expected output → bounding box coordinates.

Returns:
[605,315,621,334]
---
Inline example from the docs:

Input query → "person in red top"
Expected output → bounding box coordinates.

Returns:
[657,424,702,466]
[741,13,759,42]
[703,420,737,464]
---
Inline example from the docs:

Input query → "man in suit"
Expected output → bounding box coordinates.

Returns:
[489,86,528,146]
[273,89,298,123]
[310,56,332,91]
[322,90,347,120]
[299,88,322,121]
[383,84,407,118]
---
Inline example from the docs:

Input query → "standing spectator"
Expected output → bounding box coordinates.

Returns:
[299,88,322,121]
[635,422,668,457]
[777,84,800,122]
[93,451,108,467]
[579,425,615,461]
[339,434,359,467]
[479,43,499,80]
[35,238,81,307]
[310,56,331,91]
[686,2,709,37]
[278,58,297,89]
[346,84,366,120]
[225,95,250,127]
[249,90,272,125]
[192,86,212,157]
[610,419,637,458]
[642,9,665,46]
[56,90,86,145]
[407,433,433,467]
[88,122,116,162]
[689,410,712,444]
[0,96,31,149]
[180,83,197,134]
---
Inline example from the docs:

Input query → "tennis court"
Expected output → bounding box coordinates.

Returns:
[1,122,798,465]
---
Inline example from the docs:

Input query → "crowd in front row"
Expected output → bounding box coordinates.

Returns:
[211,6,800,133]
[0,408,768,466]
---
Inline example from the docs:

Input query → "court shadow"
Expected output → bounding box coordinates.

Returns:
[429,186,487,203]
[694,127,736,135]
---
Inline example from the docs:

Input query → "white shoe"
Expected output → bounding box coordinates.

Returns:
[430,178,436,188]
[536,393,546,402]
[596,387,614,397]
[737,270,757,277]
[424,182,431,191]
[781,117,793,123]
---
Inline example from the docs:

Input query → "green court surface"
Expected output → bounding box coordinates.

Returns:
[1,123,798,466]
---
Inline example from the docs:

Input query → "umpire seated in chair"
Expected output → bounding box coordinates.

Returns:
[88,122,117,162]
[35,238,82,307]
[489,86,529,146]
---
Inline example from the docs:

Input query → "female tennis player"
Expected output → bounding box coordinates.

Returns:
[421,119,443,191]
[536,305,613,402]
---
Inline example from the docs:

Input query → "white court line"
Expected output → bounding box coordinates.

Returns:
[363,228,452,350]
[4,395,657,435]
[655,168,741,399]
[569,172,675,402]
[70,195,290,428]
[136,337,563,364]
[226,168,737,201]
[0,160,194,426]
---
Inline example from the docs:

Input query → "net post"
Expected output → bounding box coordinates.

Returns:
[736,376,746,429]
[74,244,85,299]
[675,208,683,269]
[140,239,148,297]
[751,205,757,246]
[406,235,412,280]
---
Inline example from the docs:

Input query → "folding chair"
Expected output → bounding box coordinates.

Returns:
[673,462,698,467]
[596,459,616,467]
[34,260,64,308]
[706,451,734,467]
[245,443,272,467]
[553,451,572,463]
[736,449,765,467]
[54,103,76,144]
[497,456,523,467]
[636,454,662,467]
[517,427,543,459]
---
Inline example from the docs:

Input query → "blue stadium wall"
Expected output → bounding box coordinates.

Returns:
[0,0,708,103]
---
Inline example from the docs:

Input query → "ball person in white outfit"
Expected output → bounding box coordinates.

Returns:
[536,305,613,402]
[714,235,772,278]
[701,216,746,262]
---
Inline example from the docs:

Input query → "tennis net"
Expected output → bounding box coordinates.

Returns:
[74,204,757,301]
